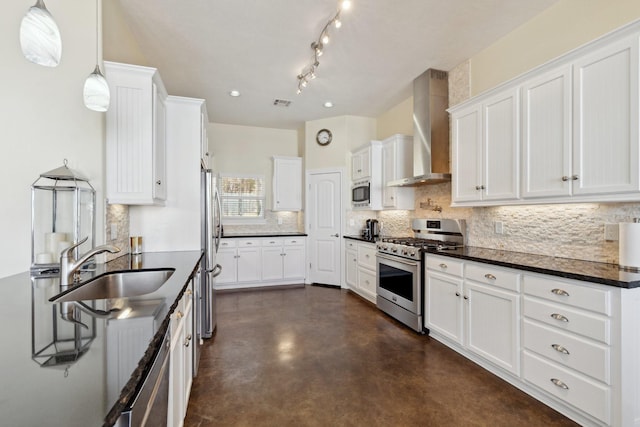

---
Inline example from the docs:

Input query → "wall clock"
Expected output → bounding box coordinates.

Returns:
[316,128,332,146]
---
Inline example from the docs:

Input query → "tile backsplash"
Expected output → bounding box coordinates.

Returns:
[105,204,130,260]
[223,210,304,235]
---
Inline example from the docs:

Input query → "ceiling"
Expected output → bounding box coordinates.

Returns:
[116,0,559,130]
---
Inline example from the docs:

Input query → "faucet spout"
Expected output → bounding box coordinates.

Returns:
[59,237,121,288]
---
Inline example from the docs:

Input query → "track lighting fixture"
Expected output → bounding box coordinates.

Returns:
[296,1,352,94]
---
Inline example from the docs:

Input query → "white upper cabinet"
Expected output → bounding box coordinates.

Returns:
[273,156,302,211]
[483,88,520,201]
[200,108,210,169]
[452,23,640,206]
[452,87,519,204]
[381,134,415,210]
[105,62,168,205]
[351,146,372,181]
[521,65,572,199]
[572,35,640,196]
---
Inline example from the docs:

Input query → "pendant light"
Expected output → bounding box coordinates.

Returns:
[19,0,62,67]
[83,0,110,112]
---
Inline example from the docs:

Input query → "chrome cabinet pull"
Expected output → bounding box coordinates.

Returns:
[551,313,569,322]
[439,263,448,269]
[484,273,496,280]
[455,292,461,297]
[463,295,469,300]
[156,180,162,185]
[551,344,570,355]
[551,288,570,297]
[475,185,482,190]
[246,242,252,245]
[550,378,569,390]
[571,175,579,181]
[561,176,570,181]
[185,334,192,347]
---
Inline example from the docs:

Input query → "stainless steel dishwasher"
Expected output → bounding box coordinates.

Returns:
[115,328,171,427]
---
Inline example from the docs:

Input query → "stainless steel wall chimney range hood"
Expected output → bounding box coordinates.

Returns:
[389,69,450,187]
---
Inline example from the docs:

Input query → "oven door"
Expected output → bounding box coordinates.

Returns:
[376,253,420,314]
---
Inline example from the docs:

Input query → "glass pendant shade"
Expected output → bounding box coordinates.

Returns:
[83,65,110,112]
[20,0,62,67]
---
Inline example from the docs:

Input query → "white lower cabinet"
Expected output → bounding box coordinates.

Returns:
[168,281,194,427]
[215,237,306,289]
[424,253,637,426]
[344,240,377,303]
[425,255,520,375]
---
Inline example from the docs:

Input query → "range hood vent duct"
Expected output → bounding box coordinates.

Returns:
[389,69,450,187]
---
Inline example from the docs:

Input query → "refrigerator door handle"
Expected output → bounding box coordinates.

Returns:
[214,190,222,253]
[207,264,222,277]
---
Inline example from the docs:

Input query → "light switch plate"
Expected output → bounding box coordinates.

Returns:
[110,223,118,241]
[494,221,504,235]
[604,223,619,241]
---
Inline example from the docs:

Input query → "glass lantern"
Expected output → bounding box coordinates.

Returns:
[31,160,96,273]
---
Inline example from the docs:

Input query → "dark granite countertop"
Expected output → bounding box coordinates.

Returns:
[222,231,307,238]
[344,235,379,243]
[425,246,640,289]
[0,250,202,427]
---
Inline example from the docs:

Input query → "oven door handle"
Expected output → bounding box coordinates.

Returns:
[376,252,420,267]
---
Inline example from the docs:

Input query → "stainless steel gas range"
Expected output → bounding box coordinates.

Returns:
[376,218,465,333]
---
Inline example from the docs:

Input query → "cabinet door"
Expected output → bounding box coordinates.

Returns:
[357,267,376,301]
[465,281,520,375]
[215,249,237,284]
[382,143,397,207]
[200,111,209,168]
[183,294,194,406]
[425,270,463,344]
[168,309,185,427]
[237,247,261,282]
[273,157,302,211]
[351,152,363,180]
[261,246,284,281]
[153,85,167,201]
[522,66,572,199]
[452,104,483,203]
[283,245,305,280]
[573,35,640,195]
[483,88,520,201]
[345,249,358,288]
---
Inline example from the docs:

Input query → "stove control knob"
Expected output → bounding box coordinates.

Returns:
[402,249,408,256]
[391,247,397,253]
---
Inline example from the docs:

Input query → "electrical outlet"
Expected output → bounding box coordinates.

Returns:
[277,217,283,225]
[110,223,118,241]
[604,223,619,241]
[494,221,504,235]
[349,219,355,226]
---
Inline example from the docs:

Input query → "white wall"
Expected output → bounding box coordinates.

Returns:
[0,1,105,279]
[470,0,640,95]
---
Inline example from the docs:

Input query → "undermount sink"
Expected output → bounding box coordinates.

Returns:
[50,268,175,302]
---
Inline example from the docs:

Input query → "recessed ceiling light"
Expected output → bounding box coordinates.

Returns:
[323,101,334,108]
[229,90,240,97]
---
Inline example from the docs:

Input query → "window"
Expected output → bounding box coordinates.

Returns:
[219,174,265,222]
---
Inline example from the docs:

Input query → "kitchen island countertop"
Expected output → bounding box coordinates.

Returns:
[0,250,202,427]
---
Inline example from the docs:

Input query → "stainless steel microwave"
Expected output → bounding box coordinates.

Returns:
[352,180,371,208]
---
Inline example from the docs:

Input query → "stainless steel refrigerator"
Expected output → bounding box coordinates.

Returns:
[198,169,222,361]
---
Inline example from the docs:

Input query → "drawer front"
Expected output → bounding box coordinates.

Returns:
[523,319,610,384]
[358,245,377,270]
[346,240,357,251]
[219,239,237,249]
[425,255,464,277]
[524,275,611,315]
[284,238,304,246]
[263,238,284,247]
[358,268,376,294]
[465,263,520,292]
[523,297,610,344]
[523,351,610,424]
[237,239,261,247]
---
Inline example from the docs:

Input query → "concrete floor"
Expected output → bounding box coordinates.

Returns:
[185,285,578,426]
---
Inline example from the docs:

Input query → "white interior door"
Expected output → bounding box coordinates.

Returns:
[307,170,342,286]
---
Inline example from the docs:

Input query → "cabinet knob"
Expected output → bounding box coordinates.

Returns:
[455,292,461,297]
[186,289,193,296]
[550,378,569,390]
[463,295,469,300]
[439,263,448,269]
[176,311,183,319]
[550,313,569,322]
[561,176,570,181]
[156,180,162,185]
[572,175,579,181]
[475,185,482,190]
[551,344,570,355]
[551,288,570,297]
